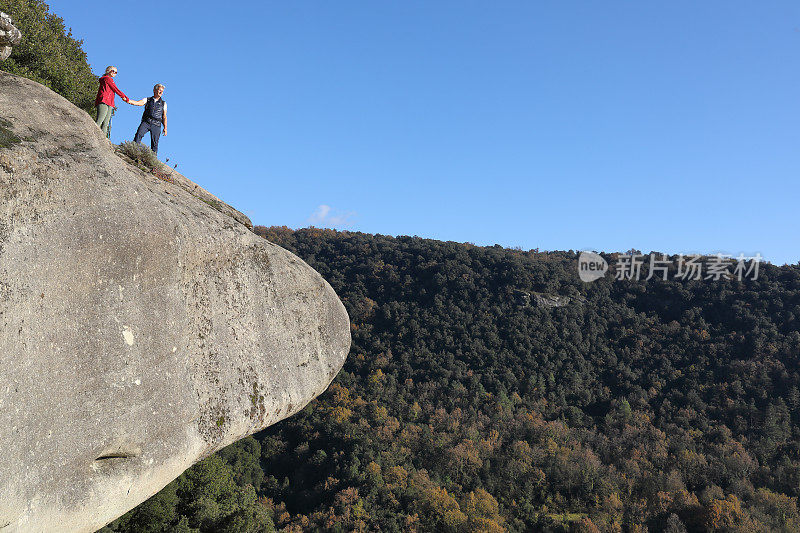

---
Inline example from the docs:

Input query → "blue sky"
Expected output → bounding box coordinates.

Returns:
[50,1,799,264]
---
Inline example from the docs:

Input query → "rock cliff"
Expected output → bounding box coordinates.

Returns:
[0,71,350,532]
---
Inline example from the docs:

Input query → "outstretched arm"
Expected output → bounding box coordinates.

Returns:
[127,98,147,106]
[107,78,129,102]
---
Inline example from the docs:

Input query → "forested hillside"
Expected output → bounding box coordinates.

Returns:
[104,227,800,532]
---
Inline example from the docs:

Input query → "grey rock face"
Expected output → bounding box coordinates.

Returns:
[0,72,350,532]
[511,290,584,309]
[533,293,573,308]
[0,12,22,61]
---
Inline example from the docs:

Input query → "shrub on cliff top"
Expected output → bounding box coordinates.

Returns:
[118,141,161,171]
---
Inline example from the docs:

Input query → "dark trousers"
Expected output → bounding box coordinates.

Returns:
[134,120,162,154]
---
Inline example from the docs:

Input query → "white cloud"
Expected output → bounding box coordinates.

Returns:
[307,204,356,228]
[308,204,331,224]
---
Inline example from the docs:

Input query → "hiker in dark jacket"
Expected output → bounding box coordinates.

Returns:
[128,84,167,155]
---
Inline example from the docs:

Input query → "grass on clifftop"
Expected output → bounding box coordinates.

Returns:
[118,141,160,170]
[116,141,176,184]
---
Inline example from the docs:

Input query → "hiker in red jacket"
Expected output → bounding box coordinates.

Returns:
[94,66,129,137]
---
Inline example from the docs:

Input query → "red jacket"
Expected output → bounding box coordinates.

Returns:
[95,75,128,107]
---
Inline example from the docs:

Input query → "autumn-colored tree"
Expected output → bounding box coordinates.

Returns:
[705,494,745,531]
[570,516,601,533]
[463,488,505,532]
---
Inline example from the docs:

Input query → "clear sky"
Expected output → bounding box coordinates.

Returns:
[50,1,799,264]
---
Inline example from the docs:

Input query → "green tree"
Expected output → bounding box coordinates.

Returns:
[103,455,275,533]
[0,0,97,113]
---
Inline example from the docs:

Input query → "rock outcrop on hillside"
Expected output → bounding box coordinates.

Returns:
[0,12,21,61]
[0,72,350,532]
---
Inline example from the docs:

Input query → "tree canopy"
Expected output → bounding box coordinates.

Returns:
[0,0,97,113]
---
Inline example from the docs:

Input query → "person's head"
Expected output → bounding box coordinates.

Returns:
[105,66,118,77]
[153,84,165,98]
